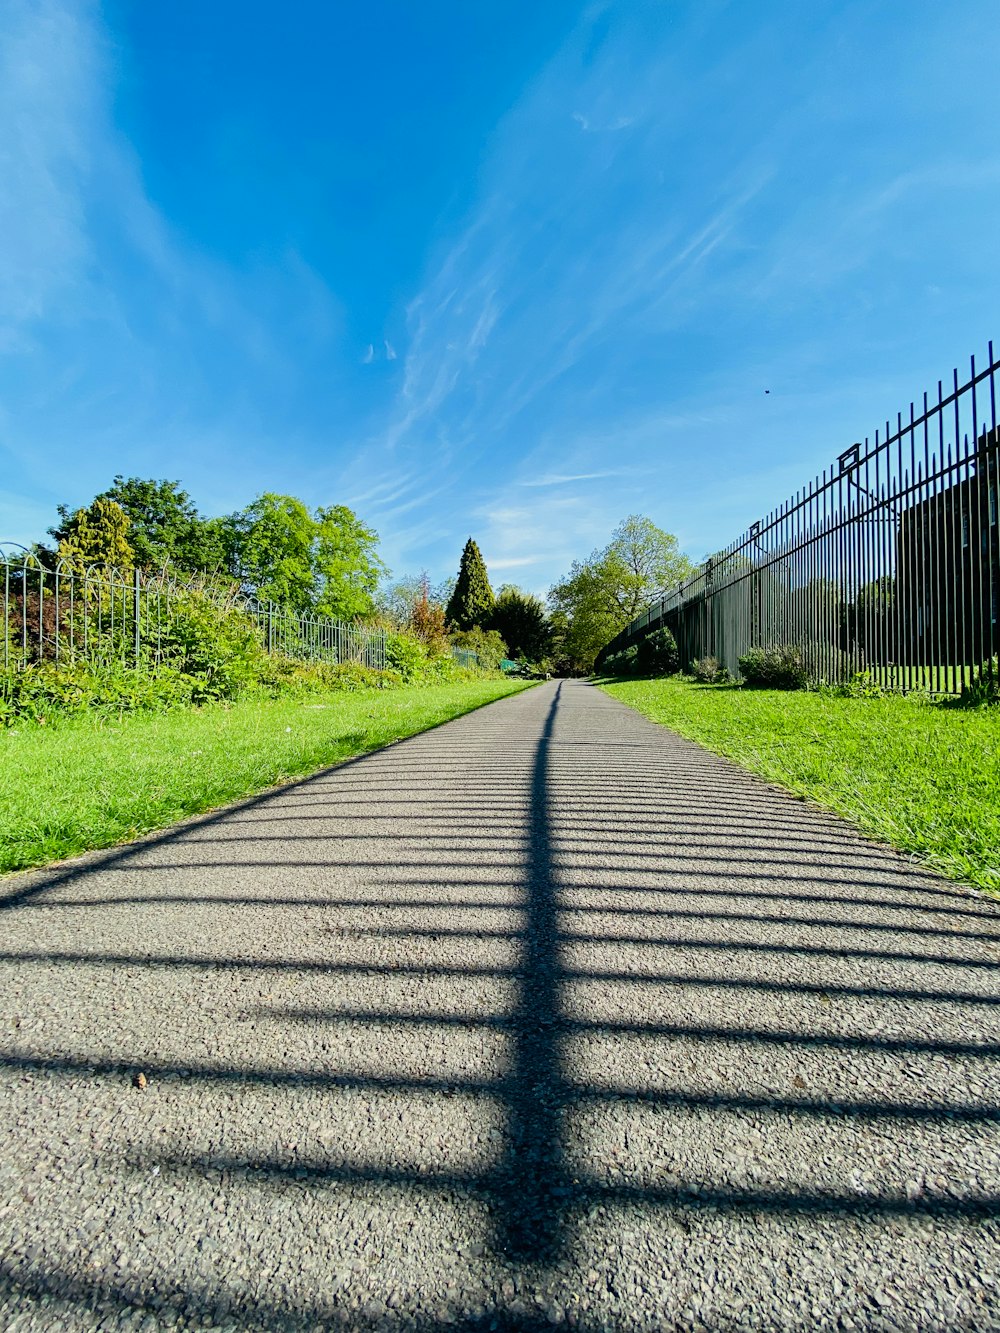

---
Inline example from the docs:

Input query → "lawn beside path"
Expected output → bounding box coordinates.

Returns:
[0,679,532,875]
[601,675,1000,895]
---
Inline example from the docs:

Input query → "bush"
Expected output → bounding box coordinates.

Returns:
[690,655,731,684]
[450,626,507,672]
[831,669,889,700]
[159,590,268,701]
[0,661,195,725]
[258,658,402,695]
[960,656,1000,707]
[603,645,639,677]
[635,627,679,676]
[384,631,430,683]
[737,644,810,690]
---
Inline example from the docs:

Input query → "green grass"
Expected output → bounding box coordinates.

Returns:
[0,680,531,876]
[600,676,1000,894]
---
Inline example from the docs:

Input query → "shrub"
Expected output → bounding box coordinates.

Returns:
[690,655,731,684]
[258,658,402,695]
[960,656,1000,707]
[384,631,430,683]
[635,627,679,676]
[603,645,639,677]
[159,590,268,701]
[0,661,195,725]
[831,669,889,700]
[737,644,810,690]
[450,626,507,672]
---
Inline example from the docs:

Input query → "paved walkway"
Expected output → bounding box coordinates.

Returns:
[2,679,1000,1331]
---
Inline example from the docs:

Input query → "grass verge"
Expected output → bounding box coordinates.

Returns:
[600,676,1000,894]
[1,679,531,875]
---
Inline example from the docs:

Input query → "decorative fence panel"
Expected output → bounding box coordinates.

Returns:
[0,551,386,672]
[598,343,1000,693]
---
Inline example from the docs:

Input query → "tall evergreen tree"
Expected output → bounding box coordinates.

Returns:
[445,538,495,630]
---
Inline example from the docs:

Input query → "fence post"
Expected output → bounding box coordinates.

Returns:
[133,566,141,668]
[268,603,274,655]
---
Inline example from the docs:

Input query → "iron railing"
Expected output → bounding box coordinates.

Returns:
[598,342,1000,693]
[0,549,386,672]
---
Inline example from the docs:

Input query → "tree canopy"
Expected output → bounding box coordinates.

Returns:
[94,476,227,573]
[45,479,388,621]
[445,538,495,630]
[490,585,551,661]
[55,498,134,571]
[548,515,692,671]
[226,493,385,619]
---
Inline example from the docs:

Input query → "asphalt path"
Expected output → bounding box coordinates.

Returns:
[2,678,1000,1331]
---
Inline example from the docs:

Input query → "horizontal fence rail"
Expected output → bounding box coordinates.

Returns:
[0,550,386,673]
[598,343,1000,693]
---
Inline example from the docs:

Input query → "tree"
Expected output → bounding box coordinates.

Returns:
[409,575,449,651]
[377,573,454,628]
[445,538,495,630]
[56,498,134,570]
[93,476,227,573]
[490,585,551,661]
[548,515,693,671]
[226,493,317,610]
[226,493,386,618]
[313,505,386,621]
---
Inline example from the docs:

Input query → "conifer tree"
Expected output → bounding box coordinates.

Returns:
[56,498,134,570]
[445,538,495,630]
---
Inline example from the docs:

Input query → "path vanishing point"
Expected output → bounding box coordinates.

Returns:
[2,679,1000,1331]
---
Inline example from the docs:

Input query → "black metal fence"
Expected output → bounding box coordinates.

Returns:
[598,343,1000,693]
[1,548,386,672]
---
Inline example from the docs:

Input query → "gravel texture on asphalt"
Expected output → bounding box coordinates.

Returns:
[1,678,999,1332]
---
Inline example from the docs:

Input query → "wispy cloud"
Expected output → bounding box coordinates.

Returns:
[572,112,634,133]
[519,470,624,487]
[0,0,348,526]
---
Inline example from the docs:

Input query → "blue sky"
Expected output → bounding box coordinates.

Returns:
[2,0,999,594]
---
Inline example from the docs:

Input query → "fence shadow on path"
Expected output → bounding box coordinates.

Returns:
[2,681,1000,1329]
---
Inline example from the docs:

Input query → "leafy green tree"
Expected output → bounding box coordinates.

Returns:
[313,504,386,621]
[226,493,386,618]
[445,538,495,630]
[226,493,320,611]
[549,515,692,671]
[490,585,551,661]
[94,476,227,572]
[56,498,134,570]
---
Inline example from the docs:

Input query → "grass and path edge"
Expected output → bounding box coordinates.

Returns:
[1,679,536,880]
[599,675,1000,896]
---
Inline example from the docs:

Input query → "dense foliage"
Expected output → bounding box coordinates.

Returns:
[635,626,679,675]
[450,626,508,671]
[490,585,550,661]
[54,498,134,570]
[737,644,811,690]
[95,476,228,572]
[226,494,386,619]
[602,645,639,676]
[44,477,386,622]
[549,515,692,672]
[446,538,495,630]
